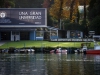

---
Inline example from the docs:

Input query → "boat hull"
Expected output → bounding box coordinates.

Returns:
[86,50,100,54]
[56,50,67,53]
[50,50,67,53]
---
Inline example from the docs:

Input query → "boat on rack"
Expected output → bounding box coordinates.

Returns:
[74,46,87,53]
[50,48,67,53]
[74,42,91,53]
[86,41,100,54]
[18,49,35,53]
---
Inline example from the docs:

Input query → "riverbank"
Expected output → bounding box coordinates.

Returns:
[0,40,94,49]
[0,46,77,53]
[0,40,95,53]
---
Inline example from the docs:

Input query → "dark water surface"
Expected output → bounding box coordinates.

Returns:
[0,53,100,75]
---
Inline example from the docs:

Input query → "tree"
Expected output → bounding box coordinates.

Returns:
[89,16,100,35]
[0,0,4,8]
[79,0,90,20]
[15,0,44,8]
[78,0,90,36]
[0,0,15,8]
[47,13,53,27]
[49,0,80,29]
[88,0,100,34]
[49,0,79,21]
[49,0,68,20]
[68,0,79,22]
[76,8,80,23]
[42,0,50,9]
[64,22,83,31]
[88,0,100,21]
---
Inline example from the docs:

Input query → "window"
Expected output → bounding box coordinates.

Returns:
[36,31,43,37]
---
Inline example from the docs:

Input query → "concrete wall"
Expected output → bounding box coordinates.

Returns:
[36,37,43,40]
[51,36,58,39]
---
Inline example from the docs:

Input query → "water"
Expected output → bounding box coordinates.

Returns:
[0,53,100,75]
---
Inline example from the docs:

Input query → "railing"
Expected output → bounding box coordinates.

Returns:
[50,38,94,42]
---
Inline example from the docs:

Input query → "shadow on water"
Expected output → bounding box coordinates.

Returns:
[0,53,100,75]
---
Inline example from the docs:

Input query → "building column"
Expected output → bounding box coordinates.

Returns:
[67,31,70,38]
[80,32,83,38]
[30,31,36,40]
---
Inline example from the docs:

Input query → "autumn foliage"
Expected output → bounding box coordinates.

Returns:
[49,0,90,22]
[49,0,70,19]
[49,0,78,22]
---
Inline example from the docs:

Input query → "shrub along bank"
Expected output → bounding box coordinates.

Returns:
[0,46,78,53]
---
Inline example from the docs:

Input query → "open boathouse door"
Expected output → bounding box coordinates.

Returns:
[1,31,11,41]
[11,31,20,41]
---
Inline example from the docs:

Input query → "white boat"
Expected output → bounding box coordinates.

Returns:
[74,46,87,53]
[50,48,67,53]
[27,49,35,52]
[20,49,35,53]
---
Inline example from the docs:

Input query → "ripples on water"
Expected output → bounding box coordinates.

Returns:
[0,53,100,75]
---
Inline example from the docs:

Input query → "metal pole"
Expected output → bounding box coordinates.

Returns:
[60,19,61,30]
[24,43,25,48]
[57,30,59,47]
[40,40,42,53]
[50,29,51,40]
[41,31,43,53]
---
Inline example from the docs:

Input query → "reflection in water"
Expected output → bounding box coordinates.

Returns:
[0,53,100,75]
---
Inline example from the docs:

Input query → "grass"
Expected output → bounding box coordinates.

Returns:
[0,40,97,49]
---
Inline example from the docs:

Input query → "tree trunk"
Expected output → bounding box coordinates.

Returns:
[58,0,63,29]
[84,0,86,20]
[70,0,75,21]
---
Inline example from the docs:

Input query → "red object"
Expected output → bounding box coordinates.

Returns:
[86,50,100,54]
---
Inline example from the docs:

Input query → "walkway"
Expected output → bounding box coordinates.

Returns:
[0,41,6,46]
